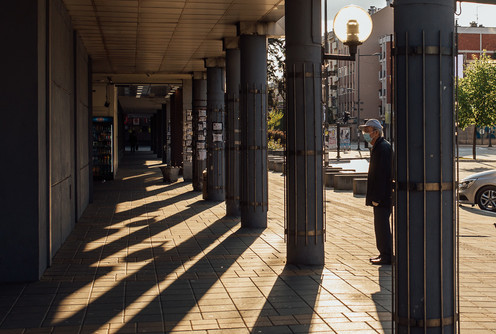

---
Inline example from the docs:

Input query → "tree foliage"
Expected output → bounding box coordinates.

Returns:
[458,52,496,158]
[267,38,286,146]
[268,108,284,131]
[267,38,286,109]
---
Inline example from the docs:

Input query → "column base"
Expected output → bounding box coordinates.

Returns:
[226,201,241,217]
[241,208,267,228]
[287,242,325,265]
[207,190,225,202]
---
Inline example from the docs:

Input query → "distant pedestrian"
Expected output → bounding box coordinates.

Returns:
[130,131,138,152]
[359,119,392,265]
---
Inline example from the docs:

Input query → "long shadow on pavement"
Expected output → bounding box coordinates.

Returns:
[371,265,393,333]
[250,266,325,333]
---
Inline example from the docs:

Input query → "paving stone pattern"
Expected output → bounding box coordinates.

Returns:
[0,151,495,333]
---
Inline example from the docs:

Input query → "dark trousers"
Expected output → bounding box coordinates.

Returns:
[373,206,392,260]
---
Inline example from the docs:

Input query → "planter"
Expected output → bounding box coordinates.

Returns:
[160,166,180,183]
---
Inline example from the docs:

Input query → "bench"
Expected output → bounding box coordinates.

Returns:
[274,160,286,173]
[334,173,369,190]
[268,157,285,171]
[353,178,368,195]
[324,169,356,187]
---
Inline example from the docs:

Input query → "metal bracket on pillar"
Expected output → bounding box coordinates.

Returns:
[393,45,453,56]
[395,314,457,328]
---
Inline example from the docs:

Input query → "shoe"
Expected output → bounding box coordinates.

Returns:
[369,256,381,263]
[370,257,391,265]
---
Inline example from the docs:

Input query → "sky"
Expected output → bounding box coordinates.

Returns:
[323,1,496,29]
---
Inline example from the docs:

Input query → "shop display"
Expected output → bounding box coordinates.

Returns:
[92,117,114,180]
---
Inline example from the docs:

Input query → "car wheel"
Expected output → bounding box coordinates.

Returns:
[476,186,496,211]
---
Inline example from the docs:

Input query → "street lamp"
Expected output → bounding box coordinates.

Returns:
[323,5,373,159]
[323,5,373,61]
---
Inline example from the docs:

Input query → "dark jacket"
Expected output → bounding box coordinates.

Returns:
[366,136,392,207]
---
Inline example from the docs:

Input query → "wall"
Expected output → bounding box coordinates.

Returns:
[50,0,76,255]
[458,26,496,60]
[0,0,91,282]
[76,35,90,218]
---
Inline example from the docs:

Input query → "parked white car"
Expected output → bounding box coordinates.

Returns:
[459,170,496,211]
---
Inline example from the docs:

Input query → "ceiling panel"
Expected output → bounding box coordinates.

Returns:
[63,0,285,80]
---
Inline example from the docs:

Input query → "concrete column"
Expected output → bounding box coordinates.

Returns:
[239,35,268,227]
[394,0,455,332]
[182,79,193,181]
[206,66,226,201]
[170,91,184,167]
[1,0,49,282]
[164,102,171,164]
[150,115,156,153]
[192,74,207,191]
[225,48,241,216]
[156,108,163,159]
[285,0,324,265]
[161,104,169,164]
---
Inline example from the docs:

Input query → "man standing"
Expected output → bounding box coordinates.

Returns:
[359,119,392,265]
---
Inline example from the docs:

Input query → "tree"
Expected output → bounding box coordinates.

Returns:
[457,52,496,159]
[267,38,286,110]
[267,38,286,149]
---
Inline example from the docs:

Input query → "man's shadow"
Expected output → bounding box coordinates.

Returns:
[371,265,393,333]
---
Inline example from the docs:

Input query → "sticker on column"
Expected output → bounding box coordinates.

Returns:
[213,134,223,142]
[198,150,207,160]
[198,123,204,131]
[198,135,205,141]
[197,142,206,149]
[199,109,207,117]
[212,122,223,131]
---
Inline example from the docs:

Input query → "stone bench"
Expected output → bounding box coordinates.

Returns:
[274,160,286,173]
[325,167,343,172]
[268,157,285,171]
[333,173,368,190]
[353,178,368,195]
[324,169,356,187]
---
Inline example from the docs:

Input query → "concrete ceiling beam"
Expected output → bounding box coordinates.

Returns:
[204,57,226,68]
[93,73,189,85]
[238,18,285,38]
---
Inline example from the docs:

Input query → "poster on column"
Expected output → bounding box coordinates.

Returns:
[340,127,351,150]
[198,150,207,160]
[213,122,223,131]
[328,126,337,150]
[213,134,223,142]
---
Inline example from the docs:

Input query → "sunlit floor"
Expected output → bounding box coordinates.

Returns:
[0,151,495,333]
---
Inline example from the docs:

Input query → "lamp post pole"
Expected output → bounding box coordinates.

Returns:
[357,49,361,150]
[355,52,380,150]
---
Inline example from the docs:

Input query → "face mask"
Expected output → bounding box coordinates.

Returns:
[363,132,373,143]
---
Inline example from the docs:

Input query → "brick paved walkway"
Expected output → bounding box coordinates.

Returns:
[0,151,495,333]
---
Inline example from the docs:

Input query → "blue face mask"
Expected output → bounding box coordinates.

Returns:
[363,132,373,143]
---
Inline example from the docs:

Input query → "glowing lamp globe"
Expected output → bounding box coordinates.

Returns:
[333,5,373,46]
